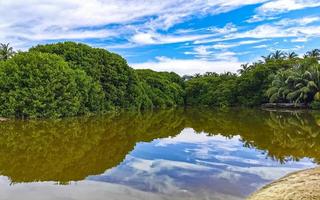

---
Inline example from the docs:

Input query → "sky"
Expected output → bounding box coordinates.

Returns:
[1,0,320,75]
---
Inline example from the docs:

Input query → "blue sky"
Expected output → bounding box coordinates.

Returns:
[1,0,320,75]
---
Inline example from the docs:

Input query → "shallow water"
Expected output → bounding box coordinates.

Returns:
[0,108,319,200]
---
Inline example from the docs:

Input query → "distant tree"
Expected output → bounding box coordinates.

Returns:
[286,52,299,60]
[237,63,250,74]
[0,43,15,60]
[182,75,193,81]
[204,72,218,77]
[305,49,320,60]
[136,69,184,108]
[194,73,201,78]
[261,54,273,63]
[271,50,286,60]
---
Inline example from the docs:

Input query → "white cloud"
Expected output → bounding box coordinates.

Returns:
[226,166,300,180]
[205,39,267,50]
[225,24,320,40]
[208,23,238,34]
[0,176,182,200]
[155,128,241,147]
[253,44,268,48]
[249,0,320,22]
[257,0,320,15]
[275,16,320,26]
[291,37,308,42]
[0,0,267,49]
[131,56,241,75]
[131,32,213,45]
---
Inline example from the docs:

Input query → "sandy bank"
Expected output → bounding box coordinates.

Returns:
[248,167,320,200]
[0,117,8,122]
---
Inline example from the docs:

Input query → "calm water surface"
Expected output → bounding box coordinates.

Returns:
[0,108,319,200]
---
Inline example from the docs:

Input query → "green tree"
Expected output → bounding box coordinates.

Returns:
[136,69,184,108]
[0,52,105,118]
[272,50,286,60]
[266,64,320,104]
[305,49,320,60]
[0,43,15,60]
[30,42,150,110]
[185,72,238,107]
[286,52,299,60]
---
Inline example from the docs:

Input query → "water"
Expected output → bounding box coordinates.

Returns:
[0,108,319,200]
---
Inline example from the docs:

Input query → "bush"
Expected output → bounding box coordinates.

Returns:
[136,69,185,108]
[30,42,151,110]
[185,73,238,107]
[0,52,105,118]
[311,101,320,110]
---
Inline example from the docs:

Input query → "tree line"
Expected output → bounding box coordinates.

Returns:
[185,49,320,109]
[0,42,319,118]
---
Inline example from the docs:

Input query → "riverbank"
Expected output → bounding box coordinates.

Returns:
[247,167,320,200]
[261,103,309,109]
[0,117,8,122]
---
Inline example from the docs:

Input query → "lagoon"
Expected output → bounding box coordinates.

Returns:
[0,108,319,200]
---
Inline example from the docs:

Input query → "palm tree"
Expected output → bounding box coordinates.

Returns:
[194,73,201,78]
[305,49,320,60]
[271,50,286,60]
[286,65,320,103]
[267,64,320,104]
[261,51,286,63]
[237,63,249,74]
[0,43,15,60]
[286,52,298,60]
[266,71,292,103]
[261,54,273,63]
[204,72,217,77]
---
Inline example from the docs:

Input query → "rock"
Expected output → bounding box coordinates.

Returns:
[247,167,320,200]
[0,117,8,122]
[261,103,308,109]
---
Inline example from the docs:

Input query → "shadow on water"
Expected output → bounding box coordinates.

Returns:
[0,108,319,184]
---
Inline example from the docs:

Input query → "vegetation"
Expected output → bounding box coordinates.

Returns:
[185,72,238,107]
[136,69,185,108]
[0,52,105,118]
[185,50,320,107]
[0,41,319,119]
[0,43,15,60]
[30,42,151,110]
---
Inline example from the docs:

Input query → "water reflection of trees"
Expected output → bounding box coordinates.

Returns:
[0,110,185,184]
[0,108,319,183]
[185,108,320,164]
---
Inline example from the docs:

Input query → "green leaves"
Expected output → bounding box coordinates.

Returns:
[136,69,184,108]
[0,43,15,61]
[0,52,105,118]
[30,42,150,110]
[266,62,320,105]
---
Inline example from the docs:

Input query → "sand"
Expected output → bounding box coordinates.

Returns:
[247,167,320,200]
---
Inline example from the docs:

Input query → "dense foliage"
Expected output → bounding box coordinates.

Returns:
[136,69,185,108]
[0,41,319,119]
[0,43,15,61]
[185,50,320,107]
[185,72,238,107]
[266,59,320,104]
[0,52,105,118]
[30,42,151,110]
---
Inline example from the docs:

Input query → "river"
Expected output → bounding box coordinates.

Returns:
[0,108,319,200]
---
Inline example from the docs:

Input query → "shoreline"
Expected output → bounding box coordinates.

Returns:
[0,117,8,122]
[247,167,320,200]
